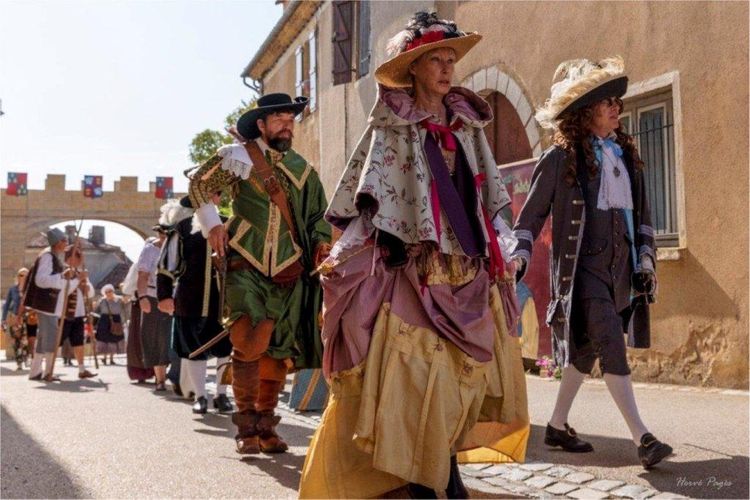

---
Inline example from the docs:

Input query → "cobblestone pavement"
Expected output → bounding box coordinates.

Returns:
[454,376,749,499]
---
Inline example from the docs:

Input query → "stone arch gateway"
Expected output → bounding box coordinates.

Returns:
[0,174,185,292]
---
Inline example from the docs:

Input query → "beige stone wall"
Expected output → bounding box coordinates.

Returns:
[255,1,749,388]
[0,174,185,294]
[261,1,435,196]
[444,1,749,389]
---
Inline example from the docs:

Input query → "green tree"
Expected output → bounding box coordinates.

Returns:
[187,99,257,216]
[188,129,232,165]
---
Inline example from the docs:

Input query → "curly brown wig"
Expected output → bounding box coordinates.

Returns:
[553,100,645,186]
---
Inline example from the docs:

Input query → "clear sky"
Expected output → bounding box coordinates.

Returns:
[1,0,282,261]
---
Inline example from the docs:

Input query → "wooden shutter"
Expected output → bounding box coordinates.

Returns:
[332,0,353,85]
[357,0,371,77]
[308,30,317,111]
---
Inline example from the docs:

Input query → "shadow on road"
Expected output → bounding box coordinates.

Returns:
[1,367,31,377]
[194,412,235,438]
[525,423,749,498]
[30,377,110,393]
[1,405,88,499]
[638,453,749,499]
[241,449,306,492]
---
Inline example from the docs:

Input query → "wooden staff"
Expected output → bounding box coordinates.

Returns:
[48,220,90,378]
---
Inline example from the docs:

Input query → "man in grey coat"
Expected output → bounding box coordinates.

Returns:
[512,56,672,469]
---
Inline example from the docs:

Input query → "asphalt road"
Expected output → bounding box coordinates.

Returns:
[1,356,316,499]
[2,356,748,499]
[523,376,749,499]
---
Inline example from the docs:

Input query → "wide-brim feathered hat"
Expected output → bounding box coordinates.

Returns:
[535,56,628,129]
[236,93,308,141]
[375,11,481,88]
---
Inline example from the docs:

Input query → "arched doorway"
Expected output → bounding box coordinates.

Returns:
[483,91,533,165]
[24,219,146,294]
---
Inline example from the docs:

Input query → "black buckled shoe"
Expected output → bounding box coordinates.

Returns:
[638,433,673,469]
[192,396,208,414]
[545,423,594,453]
[406,483,438,499]
[445,455,469,499]
[213,394,233,413]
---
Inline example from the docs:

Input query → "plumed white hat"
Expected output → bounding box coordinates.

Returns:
[535,56,628,129]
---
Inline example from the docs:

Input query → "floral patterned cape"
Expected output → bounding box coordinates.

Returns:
[325,85,511,256]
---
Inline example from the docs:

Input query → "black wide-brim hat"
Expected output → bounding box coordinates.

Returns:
[236,93,309,141]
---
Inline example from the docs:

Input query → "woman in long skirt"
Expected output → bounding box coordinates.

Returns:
[126,296,154,383]
[300,12,529,498]
[95,284,126,364]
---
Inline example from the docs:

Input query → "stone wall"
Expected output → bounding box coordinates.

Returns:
[250,1,749,389]
[0,174,185,294]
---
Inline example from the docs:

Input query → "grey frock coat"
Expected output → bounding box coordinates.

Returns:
[511,144,656,369]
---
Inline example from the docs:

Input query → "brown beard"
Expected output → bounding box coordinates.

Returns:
[269,136,292,152]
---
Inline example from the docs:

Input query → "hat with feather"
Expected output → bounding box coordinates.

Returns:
[374,11,481,88]
[535,56,628,129]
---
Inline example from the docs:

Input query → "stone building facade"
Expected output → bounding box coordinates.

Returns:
[242,1,748,389]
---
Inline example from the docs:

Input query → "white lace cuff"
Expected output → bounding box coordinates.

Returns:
[492,214,518,263]
[217,143,253,179]
[195,203,222,238]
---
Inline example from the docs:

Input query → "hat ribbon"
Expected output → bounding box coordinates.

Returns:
[405,30,447,52]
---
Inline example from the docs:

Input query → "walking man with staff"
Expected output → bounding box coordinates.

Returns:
[24,228,96,381]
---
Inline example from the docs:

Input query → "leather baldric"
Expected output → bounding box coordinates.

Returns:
[243,141,299,244]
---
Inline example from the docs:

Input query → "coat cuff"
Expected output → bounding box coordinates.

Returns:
[195,203,222,238]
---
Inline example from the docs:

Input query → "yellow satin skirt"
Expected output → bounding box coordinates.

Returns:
[299,286,529,499]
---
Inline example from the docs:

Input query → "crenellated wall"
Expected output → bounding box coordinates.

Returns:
[0,174,185,293]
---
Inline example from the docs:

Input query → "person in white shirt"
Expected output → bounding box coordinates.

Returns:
[23,228,93,381]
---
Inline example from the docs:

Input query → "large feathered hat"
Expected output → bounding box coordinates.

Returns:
[535,56,628,129]
[375,11,481,88]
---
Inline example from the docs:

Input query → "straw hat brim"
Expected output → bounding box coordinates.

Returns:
[556,75,628,119]
[375,33,482,88]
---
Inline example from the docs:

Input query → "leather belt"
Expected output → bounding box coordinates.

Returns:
[226,257,256,273]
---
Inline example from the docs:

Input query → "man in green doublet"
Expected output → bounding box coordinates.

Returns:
[188,93,331,455]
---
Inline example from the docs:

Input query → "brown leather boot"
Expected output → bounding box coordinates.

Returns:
[256,367,288,454]
[257,410,288,453]
[232,411,261,454]
[231,357,261,454]
[231,358,260,413]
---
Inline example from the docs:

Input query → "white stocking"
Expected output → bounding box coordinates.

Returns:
[549,365,586,430]
[185,359,207,399]
[30,354,43,378]
[43,352,55,376]
[604,373,649,445]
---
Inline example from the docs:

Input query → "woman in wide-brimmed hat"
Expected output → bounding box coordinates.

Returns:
[511,56,673,469]
[300,12,529,498]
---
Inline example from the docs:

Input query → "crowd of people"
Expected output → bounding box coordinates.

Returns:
[1,11,676,498]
